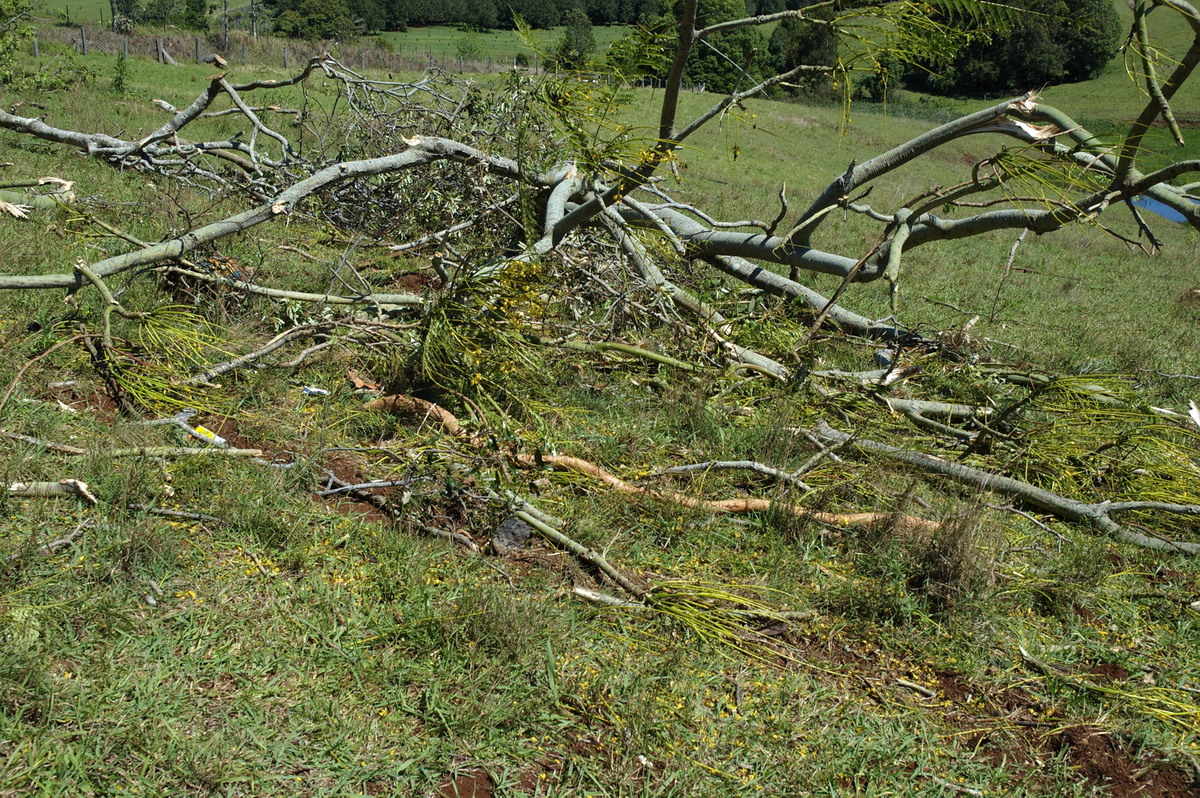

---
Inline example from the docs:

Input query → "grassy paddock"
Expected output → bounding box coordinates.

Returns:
[27,23,632,75]
[378,25,631,64]
[0,39,1198,798]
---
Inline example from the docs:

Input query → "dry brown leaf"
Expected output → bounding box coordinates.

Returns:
[347,369,382,391]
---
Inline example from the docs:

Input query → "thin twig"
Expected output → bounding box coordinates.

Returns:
[0,429,88,455]
[8,521,91,560]
[656,460,812,491]
[182,324,330,386]
[0,335,84,419]
[247,550,274,577]
[128,504,221,523]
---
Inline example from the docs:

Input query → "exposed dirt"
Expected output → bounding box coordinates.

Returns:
[47,383,120,423]
[780,629,1198,798]
[1051,726,1199,798]
[316,449,396,524]
[933,670,1198,797]
[390,271,437,293]
[436,769,494,798]
[1086,662,1130,684]
[1148,565,1188,585]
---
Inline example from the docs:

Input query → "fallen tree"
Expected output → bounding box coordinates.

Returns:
[0,0,1199,568]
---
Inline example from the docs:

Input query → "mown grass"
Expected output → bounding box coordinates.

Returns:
[0,35,1199,798]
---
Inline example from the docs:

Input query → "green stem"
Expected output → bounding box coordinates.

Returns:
[532,335,700,372]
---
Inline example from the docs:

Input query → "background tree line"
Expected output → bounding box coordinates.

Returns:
[616,0,1123,98]
[93,0,1125,98]
[270,0,662,40]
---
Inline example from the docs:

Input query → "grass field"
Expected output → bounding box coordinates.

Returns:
[377,25,631,64]
[30,0,632,64]
[1,20,1200,798]
[31,0,103,24]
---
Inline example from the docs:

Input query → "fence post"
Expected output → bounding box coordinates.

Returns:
[32,29,38,57]
[122,35,128,57]
[360,49,365,70]
[241,41,247,64]
[194,37,200,64]
[283,46,288,68]
[79,26,87,55]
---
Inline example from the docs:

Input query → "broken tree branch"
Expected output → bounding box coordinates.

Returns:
[657,460,813,492]
[813,420,1200,554]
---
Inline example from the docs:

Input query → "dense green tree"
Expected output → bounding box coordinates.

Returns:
[853,50,899,103]
[1057,0,1122,82]
[498,0,560,28]
[911,0,1121,95]
[0,0,33,84]
[462,0,497,30]
[142,0,184,26]
[183,0,209,30]
[613,0,658,23]
[767,8,837,99]
[350,0,387,33]
[395,0,464,26]
[556,7,596,69]
[655,0,766,93]
[274,0,356,39]
[109,0,140,31]
[585,0,619,26]
[331,0,653,31]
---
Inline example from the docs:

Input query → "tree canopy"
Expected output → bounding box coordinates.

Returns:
[767,6,837,98]
[910,0,1123,94]
[555,8,597,70]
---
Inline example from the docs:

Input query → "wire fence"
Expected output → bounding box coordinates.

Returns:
[30,24,715,93]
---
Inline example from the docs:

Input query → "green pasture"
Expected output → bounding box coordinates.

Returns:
[32,0,104,24]
[378,24,631,63]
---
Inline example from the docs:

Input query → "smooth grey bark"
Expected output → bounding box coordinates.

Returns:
[814,421,1200,555]
[0,138,554,294]
[790,97,1035,245]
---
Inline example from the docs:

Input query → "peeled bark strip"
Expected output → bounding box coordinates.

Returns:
[659,460,813,492]
[365,394,470,440]
[512,452,941,535]
[364,395,938,533]
[9,479,98,504]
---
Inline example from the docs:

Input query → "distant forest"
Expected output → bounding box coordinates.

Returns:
[284,0,797,36]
